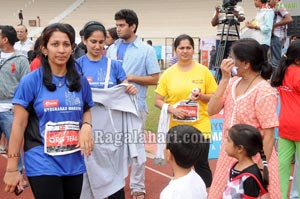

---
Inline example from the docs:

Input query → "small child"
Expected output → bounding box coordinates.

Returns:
[222,124,268,199]
[160,125,207,199]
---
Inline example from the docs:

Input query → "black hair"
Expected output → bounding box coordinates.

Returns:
[147,40,152,46]
[261,0,268,3]
[166,125,206,168]
[290,34,300,43]
[107,27,118,40]
[27,36,41,63]
[271,40,300,87]
[229,124,269,186]
[0,25,17,46]
[39,23,81,92]
[115,9,139,33]
[63,23,76,43]
[79,29,84,37]
[174,34,194,50]
[82,21,106,40]
[231,38,272,80]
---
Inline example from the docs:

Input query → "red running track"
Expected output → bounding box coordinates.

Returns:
[0,144,217,199]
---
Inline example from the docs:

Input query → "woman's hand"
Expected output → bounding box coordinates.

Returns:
[3,171,22,193]
[125,84,137,95]
[168,106,187,119]
[77,124,94,157]
[189,88,203,102]
[220,58,234,80]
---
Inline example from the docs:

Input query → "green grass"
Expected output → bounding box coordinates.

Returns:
[145,86,160,133]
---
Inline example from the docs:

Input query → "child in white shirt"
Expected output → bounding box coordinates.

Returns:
[160,125,207,199]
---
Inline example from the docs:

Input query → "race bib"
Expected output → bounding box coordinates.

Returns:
[173,100,199,122]
[44,121,80,156]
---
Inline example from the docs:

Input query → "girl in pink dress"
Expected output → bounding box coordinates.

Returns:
[208,38,280,199]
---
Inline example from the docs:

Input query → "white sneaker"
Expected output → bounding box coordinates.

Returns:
[0,145,6,154]
[290,176,294,181]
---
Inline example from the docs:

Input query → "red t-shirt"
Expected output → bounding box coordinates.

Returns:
[30,57,41,71]
[278,65,300,140]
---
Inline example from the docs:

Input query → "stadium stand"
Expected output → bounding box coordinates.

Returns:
[0,0,257,39]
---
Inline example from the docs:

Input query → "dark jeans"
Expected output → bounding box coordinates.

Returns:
[108,188,125,199]
[261,44,270,65]
[28,174,83,199]
[194,139,212,188]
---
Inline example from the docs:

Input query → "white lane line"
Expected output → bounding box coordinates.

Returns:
[145,165,172,179]
[145,151,172,179]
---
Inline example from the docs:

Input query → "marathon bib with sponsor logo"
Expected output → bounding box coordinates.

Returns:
[173,100,199,122]
[44,121,80,156]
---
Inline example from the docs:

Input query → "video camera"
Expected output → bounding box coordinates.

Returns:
[219,0,242,13]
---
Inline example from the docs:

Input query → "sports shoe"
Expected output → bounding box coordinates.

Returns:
[132,191,145,199]
[0,145,6,154]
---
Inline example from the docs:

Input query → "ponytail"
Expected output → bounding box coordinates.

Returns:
[259,150,269,186]
[271,55,290,87]
[261,61,272,80]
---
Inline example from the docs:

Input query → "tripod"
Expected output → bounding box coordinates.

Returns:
[214,14,240,83]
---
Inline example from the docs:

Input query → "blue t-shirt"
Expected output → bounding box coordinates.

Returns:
[77,55,126,88]
[12,68,94,177]
[117,42,130,61]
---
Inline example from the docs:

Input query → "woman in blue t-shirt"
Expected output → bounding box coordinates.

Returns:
[77,21,137,199]
[3,23,94,199]
[77,21,136,92]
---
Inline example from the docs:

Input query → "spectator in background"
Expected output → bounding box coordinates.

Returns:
[209,45,216,70]
[146,39,164,69]
[64,23,85,59]
[246,0,274,69]
[107,9,161,199]
[211,2,245,64]
[18,10,23,25]
[0,24,30,177]
[104,27,118,54]
[269,0,293,74]
[168,55,178,66]
[78,29,87,53]
[14,24,34,58]
[146,40,152,46]
[281,34,300,56]
[28,36,42,71]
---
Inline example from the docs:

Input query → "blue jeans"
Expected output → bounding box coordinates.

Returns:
[270,35,283,70]
[0,111,23,171]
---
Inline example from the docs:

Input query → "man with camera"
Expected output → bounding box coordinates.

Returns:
[211,0,245,66]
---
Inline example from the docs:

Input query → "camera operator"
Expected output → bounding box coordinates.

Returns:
[211,1,245,61]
